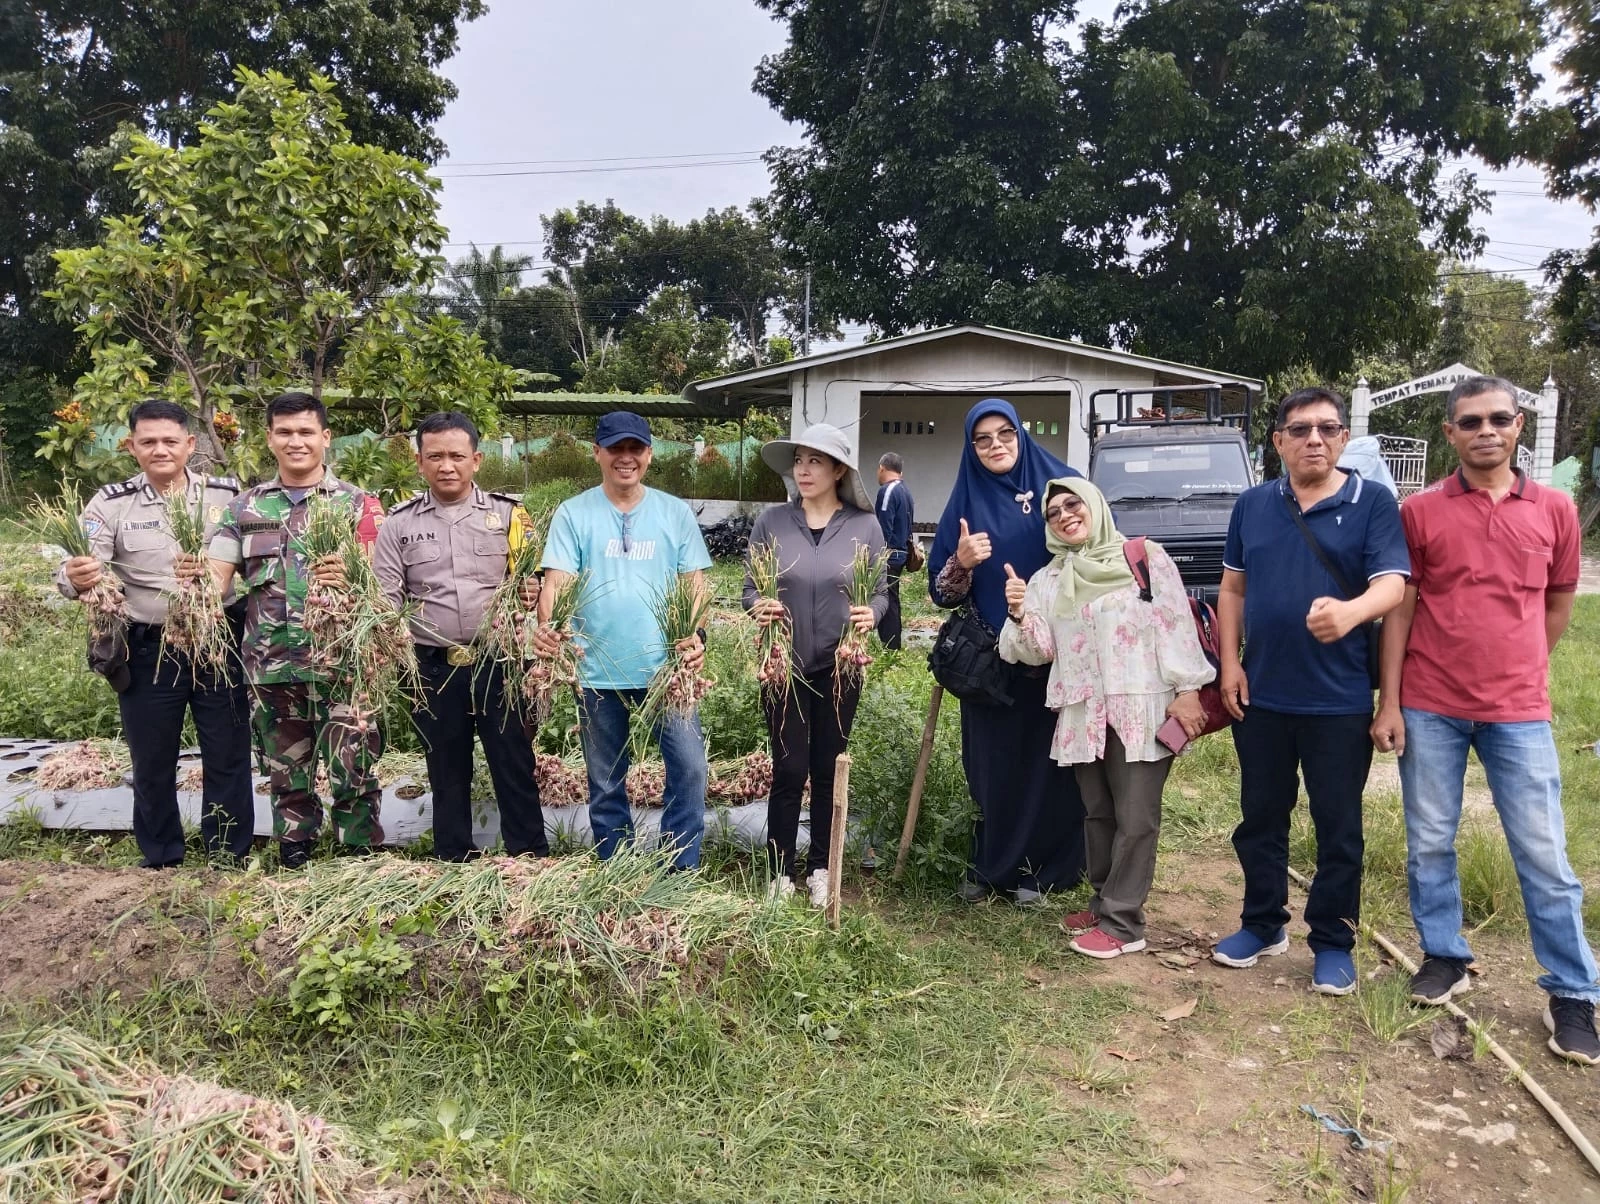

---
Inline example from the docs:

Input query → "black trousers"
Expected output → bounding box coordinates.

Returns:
[413,650,547,860]
[961,663,1087,893]
[763,666,861,879]
[876,562,903,650]
[121,622,254,866]
[1230,706,1372,953]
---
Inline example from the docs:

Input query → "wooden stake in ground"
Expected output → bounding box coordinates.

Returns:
[1284,865,1600,1178]
[826,752,851,930]
[893,684,944,881]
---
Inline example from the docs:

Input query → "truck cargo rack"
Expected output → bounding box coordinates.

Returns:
[1088,382,1259,445]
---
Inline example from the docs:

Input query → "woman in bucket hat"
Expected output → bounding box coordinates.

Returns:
[742,423,888,905]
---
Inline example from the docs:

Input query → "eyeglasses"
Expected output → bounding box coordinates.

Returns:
[1451,412,1518,432]
[972,427,1019,451]
[1280,421,1346,441]
[1044,496,1086,523]
[620,511,634,555]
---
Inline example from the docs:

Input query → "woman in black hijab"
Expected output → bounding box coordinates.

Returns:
[927,398,1088,904]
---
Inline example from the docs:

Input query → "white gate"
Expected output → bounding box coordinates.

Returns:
[1517,444,1534,476]
[1379,435,1428,497]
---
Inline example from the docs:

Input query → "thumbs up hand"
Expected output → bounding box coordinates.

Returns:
[956,517,992,569]
[1003,562,1027,615]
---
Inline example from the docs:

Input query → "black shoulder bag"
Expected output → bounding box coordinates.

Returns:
[928,604,1013,707]
[1283,494,1381,689]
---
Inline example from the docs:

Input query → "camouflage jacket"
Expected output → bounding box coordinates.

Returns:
[208,471,384,684]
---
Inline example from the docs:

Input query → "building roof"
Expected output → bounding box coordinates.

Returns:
[325,389,747,420]
[682,323,1263,405]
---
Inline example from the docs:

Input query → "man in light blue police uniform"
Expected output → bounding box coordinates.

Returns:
[533,411,713,869]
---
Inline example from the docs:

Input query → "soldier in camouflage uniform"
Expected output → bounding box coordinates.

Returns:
[206,392,386,868]
[56,399,254,867]
[374,411,548,861]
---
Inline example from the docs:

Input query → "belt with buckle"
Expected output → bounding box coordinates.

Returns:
[445,645,477,667]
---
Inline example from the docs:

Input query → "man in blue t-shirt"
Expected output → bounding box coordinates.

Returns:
[534,411,714,869]
[1211,387,1410,996]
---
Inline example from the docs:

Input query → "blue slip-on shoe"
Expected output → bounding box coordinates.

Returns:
[1211,927,1290,968]
[1312,949,1358,996]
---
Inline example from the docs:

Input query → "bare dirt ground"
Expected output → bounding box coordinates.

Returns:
[1062,852,1600,1202]
[0,861,259,1003]
[6,857,1600,1201]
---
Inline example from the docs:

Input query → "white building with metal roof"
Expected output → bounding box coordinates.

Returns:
[684,323,1261,522]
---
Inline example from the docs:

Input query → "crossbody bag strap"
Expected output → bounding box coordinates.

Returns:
[1283,487,1358,601]
[1121,535,1153,602]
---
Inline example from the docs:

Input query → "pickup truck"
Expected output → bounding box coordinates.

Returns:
[1087,384,1259,602]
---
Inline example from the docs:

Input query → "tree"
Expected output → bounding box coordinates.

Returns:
[442,244,535,358]
[754,0,1547,379]
[0,1,487,442]
[536,200,807,385]
[45,69,512,471]
[577,287,735,394]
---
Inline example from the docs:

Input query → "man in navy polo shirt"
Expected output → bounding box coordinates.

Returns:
[1212,387,1410,995]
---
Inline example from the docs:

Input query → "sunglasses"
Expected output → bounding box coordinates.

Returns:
[1280,421,1346,441]
[1450,412,1518,432]
[1044,496,1087,523]
[972,427,1019,451]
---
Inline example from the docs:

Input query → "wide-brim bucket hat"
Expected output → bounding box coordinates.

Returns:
[760,423,874,512]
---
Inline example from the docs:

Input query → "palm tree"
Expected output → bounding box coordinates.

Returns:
[442,244,534,358]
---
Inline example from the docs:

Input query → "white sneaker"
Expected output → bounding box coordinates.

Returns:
[768,876,796,901]
[808,869,830,908]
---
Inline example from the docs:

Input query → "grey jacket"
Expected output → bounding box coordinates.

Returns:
[741,500,889,677]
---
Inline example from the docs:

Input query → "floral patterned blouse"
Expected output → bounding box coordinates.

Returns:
[997,541,1214,765]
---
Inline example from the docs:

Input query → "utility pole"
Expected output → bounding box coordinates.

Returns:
[802,268,812,357]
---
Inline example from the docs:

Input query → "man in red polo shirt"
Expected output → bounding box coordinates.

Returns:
[1372,375,1599,1065]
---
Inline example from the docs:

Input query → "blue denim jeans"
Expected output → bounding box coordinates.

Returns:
[1399,707,1598,1002]
[578,688,706,869]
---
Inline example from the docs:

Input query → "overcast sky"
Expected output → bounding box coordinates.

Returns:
[430,0,1596,346]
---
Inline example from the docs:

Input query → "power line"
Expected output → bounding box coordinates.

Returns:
[437,157,764,180]
[439,149,765,169]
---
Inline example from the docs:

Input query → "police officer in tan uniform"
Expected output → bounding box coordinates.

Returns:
[373,411,548,861]
[56,399,254,867]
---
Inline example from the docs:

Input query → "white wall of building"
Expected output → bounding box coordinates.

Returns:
[781,331,1190,521]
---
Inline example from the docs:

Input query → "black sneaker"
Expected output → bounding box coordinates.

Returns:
[278,840,313,870]
[1545,997,1600,1066]
[1409,956,1472,1005]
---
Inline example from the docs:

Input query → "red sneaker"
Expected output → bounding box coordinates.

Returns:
[1059,909,1097,934]
[1069,928,1147,959]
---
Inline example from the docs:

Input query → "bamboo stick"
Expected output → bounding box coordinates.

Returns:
[1284,865,1600,1177]
[893,684,944,881]
[827,752,851,930]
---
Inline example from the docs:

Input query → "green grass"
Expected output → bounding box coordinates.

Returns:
[0,861,1154,1201]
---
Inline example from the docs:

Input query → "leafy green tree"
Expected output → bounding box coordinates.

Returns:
[754,0,1546,379]
[578,287,734,394]
[442,244,535,357]
[1539,1,1600,353]
[537,201,805,383]
[46,69,512,471]
[0,0,487,450]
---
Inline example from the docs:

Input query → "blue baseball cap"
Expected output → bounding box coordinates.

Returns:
[594,411,652,448]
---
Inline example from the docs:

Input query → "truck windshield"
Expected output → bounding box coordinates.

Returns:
[1094,442,1251,503]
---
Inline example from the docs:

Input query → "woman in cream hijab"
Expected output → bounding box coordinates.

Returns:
[998,477,1212,959]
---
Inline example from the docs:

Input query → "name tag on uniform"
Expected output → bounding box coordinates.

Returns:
[123,519,163,530]
[484,513,502,530]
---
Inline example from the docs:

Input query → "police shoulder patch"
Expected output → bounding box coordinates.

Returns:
[98,478,140,499]
[206,475,240,494]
